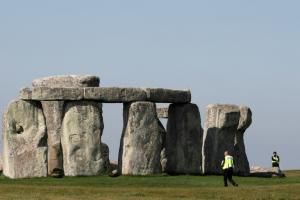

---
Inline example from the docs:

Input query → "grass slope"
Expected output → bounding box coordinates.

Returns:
[0,171,299,200]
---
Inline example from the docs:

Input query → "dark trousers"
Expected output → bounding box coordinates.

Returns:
[223,167,237,186]
[272,162,279,167]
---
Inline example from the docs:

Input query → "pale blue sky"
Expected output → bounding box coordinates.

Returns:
[1,0,299,169]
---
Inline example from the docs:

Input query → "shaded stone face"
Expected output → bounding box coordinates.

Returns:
[61,101,105,176]
[119,102,165,175]
[41,101,64,176]
[202,104,240,175]
[3,100,47,179]
[238,106,252,131]
[166,103,203,175]
[234,106,252,176]
[0,153,3,174]
[101,142,110,172]
[202,104,252,176]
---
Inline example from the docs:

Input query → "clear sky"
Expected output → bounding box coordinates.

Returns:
[1,0,299,169]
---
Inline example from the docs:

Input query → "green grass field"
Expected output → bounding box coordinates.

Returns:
[0,171,299,200]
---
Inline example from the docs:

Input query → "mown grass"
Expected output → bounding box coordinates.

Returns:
[0,171,299,200]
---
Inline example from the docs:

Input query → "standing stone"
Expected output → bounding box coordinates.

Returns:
[166,103,203,174]
[234,106,252,176]
[101,142,110,172]
[61,101,105,176]
[119,102,164,175]
[160,123,167,173]
[0,154,3,174]
[202,104,240,175]
[42,101,64,177]
[32,75,100,176]
[3,100,47,178]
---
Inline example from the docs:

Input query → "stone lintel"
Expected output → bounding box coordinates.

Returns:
[20,87,191,103]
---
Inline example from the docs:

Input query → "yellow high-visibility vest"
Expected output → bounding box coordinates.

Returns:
[222,155,234,170]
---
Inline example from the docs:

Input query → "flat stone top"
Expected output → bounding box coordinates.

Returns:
[20,87,191,103]
[32,75,100,87]
[205,104,253,129]
[206,104,240,112]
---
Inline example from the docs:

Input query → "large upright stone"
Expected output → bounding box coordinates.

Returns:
[202,104,240,175]
[119,102,165,175]
[166,103,203,174]
[234,106,252,176]
[61,101,105,176]
[0,154,3,174]
[32,75,100,176]
[3,100,47,178]
[42,101,64,177]
[101,142,110,172]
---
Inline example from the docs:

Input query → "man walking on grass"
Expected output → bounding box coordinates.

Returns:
[272,151,280,168]
[221,151,238,187]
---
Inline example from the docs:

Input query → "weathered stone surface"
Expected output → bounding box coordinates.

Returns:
[41,101,64,176]
[119,102,165,175]
[160,148,167,173]
[234,106,252,176]
[20,87,191,103]
[146,88,191,103]
[202,104,240,175]
[0,155,3,174]
[19,87,32,99]
[86,88,191,103]
[31,87,84,100]
[32,75,100,87]
[3,100,47,179]
[250,166,285,178]
[101,142,110,172]
[160,125,167,173]
[238,106,252,131]
[84,87,148,102]
[156,107,169,118]
[61,101,106,176]
[32,75,100,177]
[166,103,203,174]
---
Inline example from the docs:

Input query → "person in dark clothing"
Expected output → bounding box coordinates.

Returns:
[272,152,280,168]
[221,151,238,187]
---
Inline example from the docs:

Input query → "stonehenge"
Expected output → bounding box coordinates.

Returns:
[20,87,191,103]
[119,102,165,175]
[166,103,203,175]
[1,75,253,178]
[32,75,100,177]
[235,106,252,176]
[3,100,47,178]
[202,104,252,176]
[61,101,105,176]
